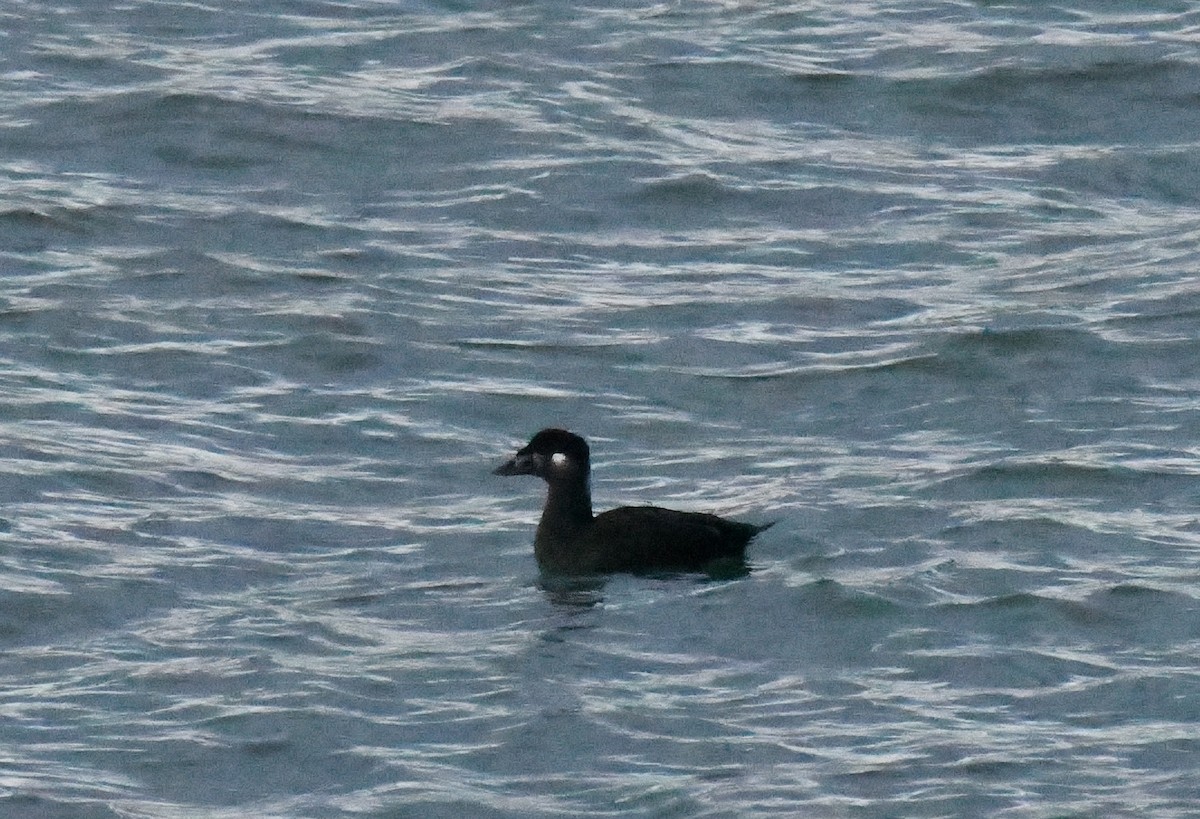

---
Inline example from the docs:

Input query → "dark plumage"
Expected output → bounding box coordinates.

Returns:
[494,429,772,576]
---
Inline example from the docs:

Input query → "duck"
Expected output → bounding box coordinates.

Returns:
[494,428,772,575]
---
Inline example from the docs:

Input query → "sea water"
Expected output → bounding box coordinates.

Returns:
[2,1,1200,816]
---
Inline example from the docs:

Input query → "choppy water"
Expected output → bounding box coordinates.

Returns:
[3,1,1200,816]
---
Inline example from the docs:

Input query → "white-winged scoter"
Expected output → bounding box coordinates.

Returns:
[494,428,772,575]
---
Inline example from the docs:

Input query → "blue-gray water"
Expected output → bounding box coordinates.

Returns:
[3,1,1200,816]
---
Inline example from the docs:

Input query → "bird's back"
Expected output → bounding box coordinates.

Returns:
[570,505,768,574]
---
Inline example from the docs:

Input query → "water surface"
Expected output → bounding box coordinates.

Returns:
[2,1,1200,816]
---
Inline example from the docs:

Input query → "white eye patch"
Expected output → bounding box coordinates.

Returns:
[550,452,569,467]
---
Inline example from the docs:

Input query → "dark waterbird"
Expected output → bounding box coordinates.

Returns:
[494,429,773,576]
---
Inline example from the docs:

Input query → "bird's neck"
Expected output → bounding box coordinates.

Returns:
[536,476,593,547]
